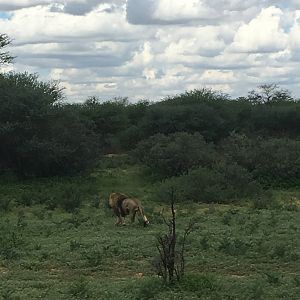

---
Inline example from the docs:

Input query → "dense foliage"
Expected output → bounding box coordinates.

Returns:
[132,132,217,178]
[0,72,100,177]
[221,133,300,187]
[0,71,299,195]
[157,162,262,204]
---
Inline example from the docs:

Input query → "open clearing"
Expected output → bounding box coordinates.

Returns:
[0,160,299,299]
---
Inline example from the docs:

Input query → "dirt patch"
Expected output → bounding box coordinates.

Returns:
[228,272,248,278]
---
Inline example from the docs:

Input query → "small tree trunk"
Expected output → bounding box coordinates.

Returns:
[168,189,176,282]
[154,187,196,284]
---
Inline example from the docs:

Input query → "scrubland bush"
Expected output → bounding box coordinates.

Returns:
[0,197,12,212]
[60,187,82,213]
[222,133,300,187]
[68,277,90,299]
[0,223,25,260]
[0,72,101,178]
[132,132,217,178]
[156,162,261,204]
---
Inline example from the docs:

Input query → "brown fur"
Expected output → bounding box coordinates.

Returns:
[108,192,149,226]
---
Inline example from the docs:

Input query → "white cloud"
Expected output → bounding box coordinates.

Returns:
[157,26,227,61]
[1,1,300,101]
[0,0,52,11]
[0,1,125,15]
[229,6,288,53]
[153,0,220,21]
[131,42,154,66]
[289,11,300,51]
[199,70,237,84]
[0,5,145,44]
[126,0,264,25]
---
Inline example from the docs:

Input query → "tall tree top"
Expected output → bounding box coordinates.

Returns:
[0,33,14,65]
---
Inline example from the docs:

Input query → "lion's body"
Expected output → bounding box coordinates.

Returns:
[108,192,149,226]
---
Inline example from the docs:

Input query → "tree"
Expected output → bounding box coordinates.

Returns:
[0,72,100,177]
[0,34,14,65]
[247,84,293,104]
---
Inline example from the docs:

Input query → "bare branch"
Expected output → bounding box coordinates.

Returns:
[154,187,196,283]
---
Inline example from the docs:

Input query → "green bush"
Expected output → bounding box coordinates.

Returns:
[251,191,277,209]
[0,72,101,177]
[132,132,218,178]
[222,133,300,187]
[135,278,165,300]
[217,236,249,256]
[157,162,261,203]
[68,277,90,299]
[60,187,82,213]
[180,274,218,294]
[0,197,12,212]
[81,247,104,268]
[0,224,25,260]
[252,138,300,186]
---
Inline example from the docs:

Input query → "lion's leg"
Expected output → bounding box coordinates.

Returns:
[116,215,123,225]
[113,207,123,225]
[122,210,130,225]
[131,210,137,223]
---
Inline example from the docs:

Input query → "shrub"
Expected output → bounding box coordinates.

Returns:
[31,206,47,220]
[222,133,300,187]
[264,272,281,285]
[0,224,25,260]
[135,278,164,300]
[16,192,34,206]
[157,162,261,204]
[0,288,16,300]
[270,243,287,259]
[199,235,210,250]
[70,240,81,252]
[253,138,300,186]
[251,191,277,209]
[132,132,218,178]
[81,247,103,268]
[68,277,90,299]
[180,274,218,295]
[217,236,249,256]
[0,72,101,177]
[0,197,12,212]
[60,187,82,213]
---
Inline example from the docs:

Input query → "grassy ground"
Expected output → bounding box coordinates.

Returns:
[0,157,299,299]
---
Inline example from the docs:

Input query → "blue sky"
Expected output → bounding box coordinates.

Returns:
[0,0,300,102]
[0,12,11,19]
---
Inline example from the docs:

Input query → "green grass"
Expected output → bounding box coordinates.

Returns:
[0,157,299,299]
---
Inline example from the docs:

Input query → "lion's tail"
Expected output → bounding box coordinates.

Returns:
[138,205,149,226]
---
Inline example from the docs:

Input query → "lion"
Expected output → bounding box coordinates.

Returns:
[108,192,149,226]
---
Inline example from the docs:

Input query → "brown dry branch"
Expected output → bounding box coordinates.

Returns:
[155,187,197,283]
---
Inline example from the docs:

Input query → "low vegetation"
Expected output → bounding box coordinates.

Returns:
[0,158,299,299]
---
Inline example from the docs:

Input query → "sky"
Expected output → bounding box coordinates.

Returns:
[1,0,300,102]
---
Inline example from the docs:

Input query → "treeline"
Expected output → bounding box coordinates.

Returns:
[1,72,299,196]
[83,87,300,151]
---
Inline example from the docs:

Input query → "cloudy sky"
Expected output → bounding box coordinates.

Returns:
[1,0,300,102]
